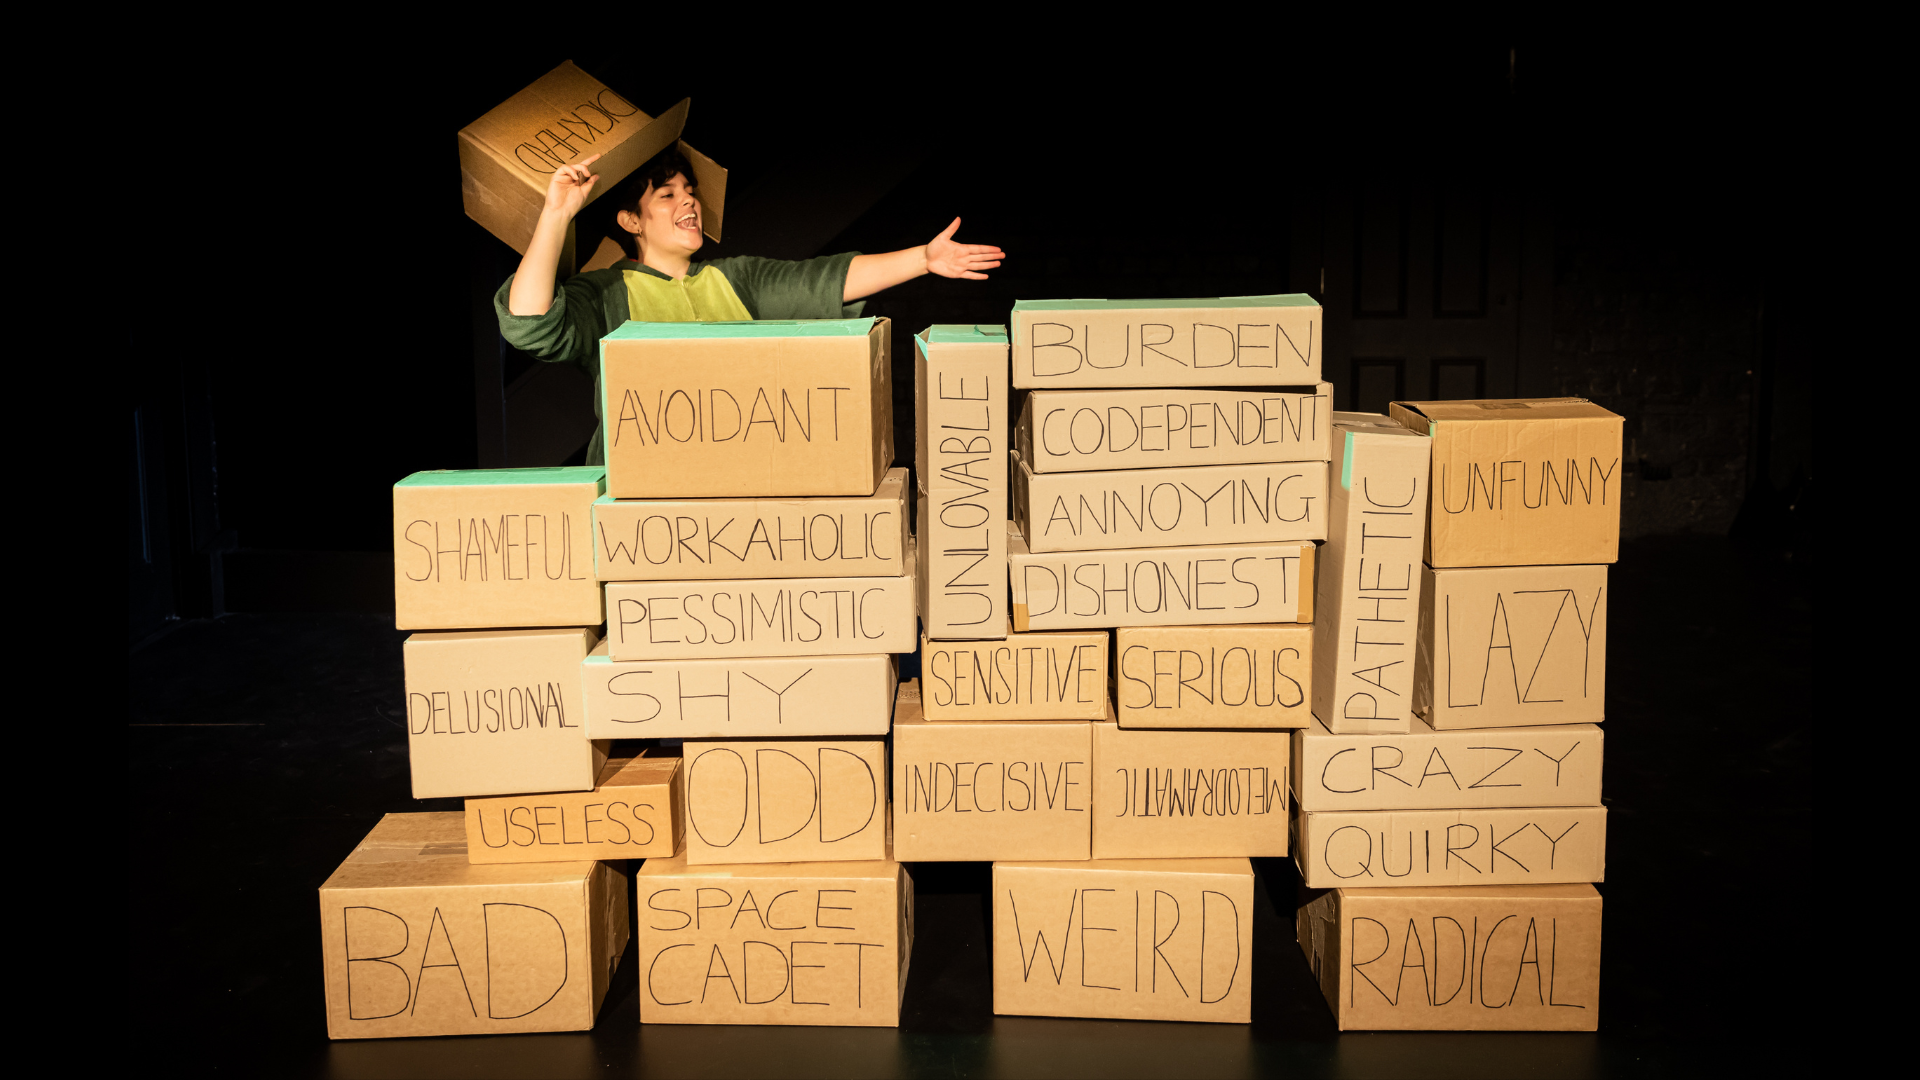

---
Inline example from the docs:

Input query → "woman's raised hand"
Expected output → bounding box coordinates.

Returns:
[925,217,1005,280]
[542,152,603,218]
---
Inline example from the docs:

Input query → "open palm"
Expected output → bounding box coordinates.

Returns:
[926,218,1005,280]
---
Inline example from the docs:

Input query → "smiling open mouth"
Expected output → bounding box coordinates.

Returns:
[676,213,699,229]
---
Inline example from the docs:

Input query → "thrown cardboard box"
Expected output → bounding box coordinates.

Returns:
[921,622,1108,721]
[1015,385,1332,473]
[1010,296,1321,388]
[993,858,1253,1023]
[465,751,682,864]
[916,325,1010,639]
[405,627,607,799]
[582,641,896,739]
[1293,716,1602,812]
[320,813,627,1039]
[1311,413,1432,734]
[604,566,916,662]
[1014,456,1328,552]
[891,680,1092,861]
[1295,806,1607,889]
[1388,399,1624,568]
[1416,563,1608,729]
[600,318,892,499]
[683,738,888,865]
[1298,884,1600,1031]
[393,467,605,631]
[1011,524,1313,631]
[637,852,912,1026]
[1115,624,1312,729]
[1091,724,1290,859]
[592,468,909,581]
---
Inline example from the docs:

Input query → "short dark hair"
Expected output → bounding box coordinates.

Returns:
[604,146,697,260]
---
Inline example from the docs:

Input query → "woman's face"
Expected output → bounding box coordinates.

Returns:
[630,172,703,258]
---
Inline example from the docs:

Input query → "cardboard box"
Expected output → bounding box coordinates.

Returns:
[1014,386,1332,472]
[1011,296,1321,388]
[891,680,1092,861]
[992,858,1253,1022]
[592,468,909,581]
[604,565,917,661]
[457,61,726,263]
[1014,456,1328,553]
[600,318,892,499]
[393,467,606,631]
[1114,624,1312,729]
[319,813,627,1039]
[915,325,1010,639]
[1387,399,1624,568]
[921,623,1108,721]
[1091,724,1289,859]
[405,628,608,799]
[1297,884,1600,1030]
[582,642,896,739]
[1311,413,1433,734]
[683,738,889,865]
[464,751,682,864]
[1010,525,1313,631]
[1415,564,1609,729]
[1296,806,1607,889]
[1293,716,1602,812]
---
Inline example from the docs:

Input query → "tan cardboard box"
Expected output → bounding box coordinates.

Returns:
[1388,399,1624,568]
[1011,524,1313,631]
[1014,456,1328,553]
[393,467,605,631]
[405,628,608,799]
[319,813,627,1039]
[1011,296,1321,388]
[604,564,917,661]
[993,858,1253,1022]
[600,318,891,499]
[921,624,1108,720]
[1114,624,1312,729]
[1295,806,1607,889]
[683,738,888,865]
[916,325,1010,639]
[1312,413,1432,734]
[637,853,912,1026]
[465,751,682,864]
[1091,724,1289,859]
[1293,716,1602,812]
[582,642,895,739]
[592,468,909,581]
[1297,884,1600,1030]
[892,680,1092,861]
[1015,386,1331,472]
[1415,563,1608,729]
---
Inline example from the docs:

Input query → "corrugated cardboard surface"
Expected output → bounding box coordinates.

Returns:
[1115,624,1313,729]
[920,624,1108,720]
[683,739,888,864]
[1091,724,1290,858]
[1297,884,1600,1030]
[320,813,627,1039]
[1014,455,1329,552]
[1295,806,1607,888]
[993,858,1254,1022]
[915,326,1010,639]
[604,557,916,661]
[636,853,911,1026]
[1292,716,1603,811]
[464,752,682,863]
[592,468,909,581]
[1011,524,1314,631]
[1415,563,1608,729]
[582,642,897,738]
[1010,296,1321,387]
[1014,386,1332,472]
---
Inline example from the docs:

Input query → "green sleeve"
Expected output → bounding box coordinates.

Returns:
[493,268,628,368]
[704,253,863,319]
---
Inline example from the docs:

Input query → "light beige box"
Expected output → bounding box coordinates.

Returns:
[393,467,605,631]
[1014,456,1328,553]
[1293,716,1602,812]
[1298,884,1600,1030]
[1011,525,1313,631]
[993,858,1253,1022]
[581,642,895,739]
[916,325,1010,639]
[1011,295,1321,388]
[592,467,909,581]
[921,623,1107,721]
[600,318,892,499]
[1312,413,1432,734]
[1295,806,1607,889]
[464,752,682,864]
[1115,624,1312,729]
[1014,386,1332,472]
[1388,399,1624,568]
[637,852,911,1026]
[319,813,627,1039]
[405,628,608,799]
[605,565,917,661]
[891,680,1092,861]
[1091,724,1289,859]
[1416,563,1608,729]
[683,738,888,865]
